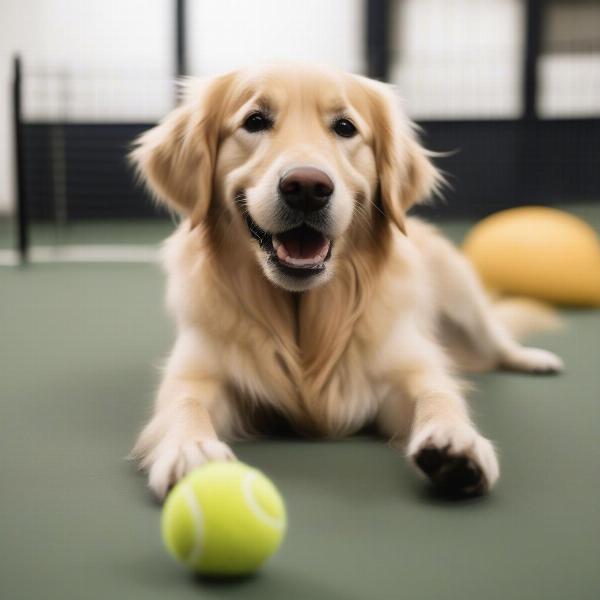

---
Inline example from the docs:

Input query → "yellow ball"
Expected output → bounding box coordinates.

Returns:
[463,206,600,306]
[162,462,287,576]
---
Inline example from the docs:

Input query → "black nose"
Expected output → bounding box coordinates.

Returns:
[279,167,334,213]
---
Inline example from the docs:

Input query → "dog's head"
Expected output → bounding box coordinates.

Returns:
[132,64,439,291]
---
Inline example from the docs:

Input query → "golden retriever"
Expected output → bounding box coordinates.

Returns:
[130,64,563,500]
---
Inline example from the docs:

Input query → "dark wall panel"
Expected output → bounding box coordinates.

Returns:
[417,118,600,218]
[22,119,600,221]
[23,123,165,220]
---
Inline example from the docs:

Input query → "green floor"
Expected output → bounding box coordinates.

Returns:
[1,215,600,599]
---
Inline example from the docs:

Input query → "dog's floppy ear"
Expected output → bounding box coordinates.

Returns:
[130,75,232,225]
[364,79,440,234]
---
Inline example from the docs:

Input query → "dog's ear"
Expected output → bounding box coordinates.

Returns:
[363,79,440,234]
[130,75,232,225]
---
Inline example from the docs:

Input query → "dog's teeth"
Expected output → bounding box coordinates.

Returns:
[319,241,331,260]
[275,238,331,268]
[283,256,322,267]
[276,243,289,261]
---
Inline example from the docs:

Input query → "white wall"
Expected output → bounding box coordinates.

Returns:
[392,0,600,120]
[0,0,173,214]
[0,0,364,215]
[539,53,600,118]
[188,0,364,76]
[539,1,600,117]
[1,0,598,215]
[392,0,524,119]
[0,0,34,215]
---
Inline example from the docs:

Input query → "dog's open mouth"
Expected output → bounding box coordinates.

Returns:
[272,227,331,267]
[246,216,332,277]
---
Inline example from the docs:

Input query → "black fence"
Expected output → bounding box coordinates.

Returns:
[18,118,600,221]
[11,0,600,262]
[21,123,164,221]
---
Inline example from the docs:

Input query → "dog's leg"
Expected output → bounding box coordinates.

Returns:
[378,331,499,496]
[132,378,235,500]
[131,334,235,500]
[421,229,563,374]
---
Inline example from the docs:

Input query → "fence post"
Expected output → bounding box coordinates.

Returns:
[523,0,542,120]
[13,55,29,264]
[366,0,391,81]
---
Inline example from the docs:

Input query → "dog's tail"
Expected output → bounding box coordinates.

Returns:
[492,297,563,340]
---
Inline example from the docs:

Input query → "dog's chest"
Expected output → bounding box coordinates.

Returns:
[225,312,382,437]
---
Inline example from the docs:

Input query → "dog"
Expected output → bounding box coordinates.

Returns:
[130,64,563,501]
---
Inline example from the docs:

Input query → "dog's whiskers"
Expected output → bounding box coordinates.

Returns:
[367,195,386,219]
[351,202,382,246]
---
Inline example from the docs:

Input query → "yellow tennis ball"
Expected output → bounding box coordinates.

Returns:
[463,206,600,306]
[161,461,287,576]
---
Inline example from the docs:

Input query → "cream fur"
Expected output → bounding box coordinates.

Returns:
[130,64,563,500]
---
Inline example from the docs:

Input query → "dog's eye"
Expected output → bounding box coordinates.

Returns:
[332,118,357,138]
[243,112,273,133]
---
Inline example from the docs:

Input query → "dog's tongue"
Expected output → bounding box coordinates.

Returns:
[280,228,326,259]
[273,226,330,266]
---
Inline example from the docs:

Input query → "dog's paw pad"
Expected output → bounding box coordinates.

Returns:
[414,446,445,475]
[441,455,485,495]
[408,422,499,497]
[414,446,485,496]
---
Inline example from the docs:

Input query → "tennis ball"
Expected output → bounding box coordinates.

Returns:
[161,461,287,576]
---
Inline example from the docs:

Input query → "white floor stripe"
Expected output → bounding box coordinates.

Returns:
[0,250,19,266]
[0,245,159,265]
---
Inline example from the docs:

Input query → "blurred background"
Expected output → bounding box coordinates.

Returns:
[0,0,598,263]
[2,4,600,599]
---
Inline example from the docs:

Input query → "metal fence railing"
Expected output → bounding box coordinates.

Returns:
[9,0,600,264]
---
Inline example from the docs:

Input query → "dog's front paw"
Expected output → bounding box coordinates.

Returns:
[147,438,235,501]
[501,346,564,374]
[407,421,499,497]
